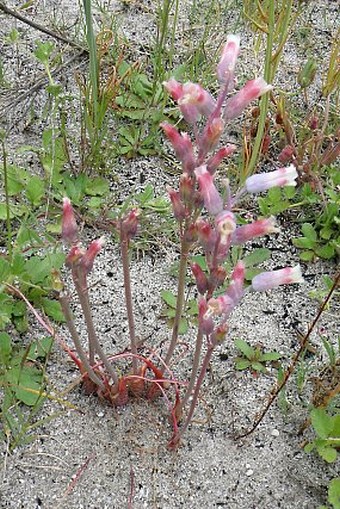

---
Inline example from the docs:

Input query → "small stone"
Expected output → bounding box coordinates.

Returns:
[271,429,279,437]
[97,410,105,417]
[246,469,254,476]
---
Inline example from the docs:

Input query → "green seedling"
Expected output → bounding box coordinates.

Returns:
[304,407,340,463]
[0,332,54,449]
[319,477,340,509]
[234,338,281,375]
[160,290,198,335]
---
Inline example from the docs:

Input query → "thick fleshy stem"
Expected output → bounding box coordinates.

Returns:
[72,266,119,386]
[59,293,104,389]
[121,236,138,374]
[164,235,190,367]
[170,336,215,447]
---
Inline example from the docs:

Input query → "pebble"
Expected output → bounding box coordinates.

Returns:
[271,429,280,437]
[246,469,254,476]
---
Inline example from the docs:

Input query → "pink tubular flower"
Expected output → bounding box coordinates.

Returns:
[163,78,183,101]
[207,145,236,175]
[217,35,240,86]
[179,82,216,123]
[160,123,196,173]
[205,261,245,319]
[81,237,105,274]
[199,117,225,155]
[168,187,186,221]
[215,210,236,244]
[195,165,223,216]
[245,165,298,194]
[198,299,214,334]
[66,245,84,268]
[231,217,279,245]
[251,265,303,292]
[196,219,217,251]
[62,197,78,245]
[191,263,209,294]
[121,209,140,239]
[224,78,272,121]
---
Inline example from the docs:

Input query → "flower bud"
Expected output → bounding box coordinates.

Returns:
[66,245,84,268]
[121,209,140,239]
[209,266,226,289]
[167,187,187,221]
[62,197,78,245]
[195,165,223,216]
[163,78,183,101]
[160,123,196,173]
[179,173,195,204]
[297,58,317,89]
[198,299,214,334]
[210,323,228,345]
[217,35,240,85]
[224,78,272,121]
[278,145,295,164]
[206,145,236,175]
[81,237,105,274]
[196,219,217,251]
[191,263,209,294]
[199,117,225,155]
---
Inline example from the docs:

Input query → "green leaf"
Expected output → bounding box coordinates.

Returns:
[5,360,43,406]
[315,244,335,259]
[299,250,314,262]
[160,290,177,309]
[331,415,340,437]
[293,237,316,249]
[311,408,333,439]
[85,177,109,196]
[243,248,271,267]
[41,298,65,322]
[178,317,188,335]
[251,361,267,373]
[304,442,315,453]
[26,176,45,206]
[27,337,53,361]
[234,338,255,360]
[318,445,337,463]
[11,253,26,275]
[328,478,340,509]
[301,223,317,241]
[0,257,11,282]
[235,358,251,370]
[0,332,12,366]
[260,351,281,361]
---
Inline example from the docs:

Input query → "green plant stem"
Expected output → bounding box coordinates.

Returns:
[59,293,104,388]
[83,0,99,129]
[164,237,190,367]
[73,267,118,386]
[177,328,204,416]
[121,238,138,374]
[244,0,275,179]
[2,141,12,260]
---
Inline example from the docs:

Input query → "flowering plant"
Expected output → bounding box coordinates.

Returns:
[58,35,303,448]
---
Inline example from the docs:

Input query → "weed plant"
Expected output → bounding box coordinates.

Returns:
[53,36,305,448]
